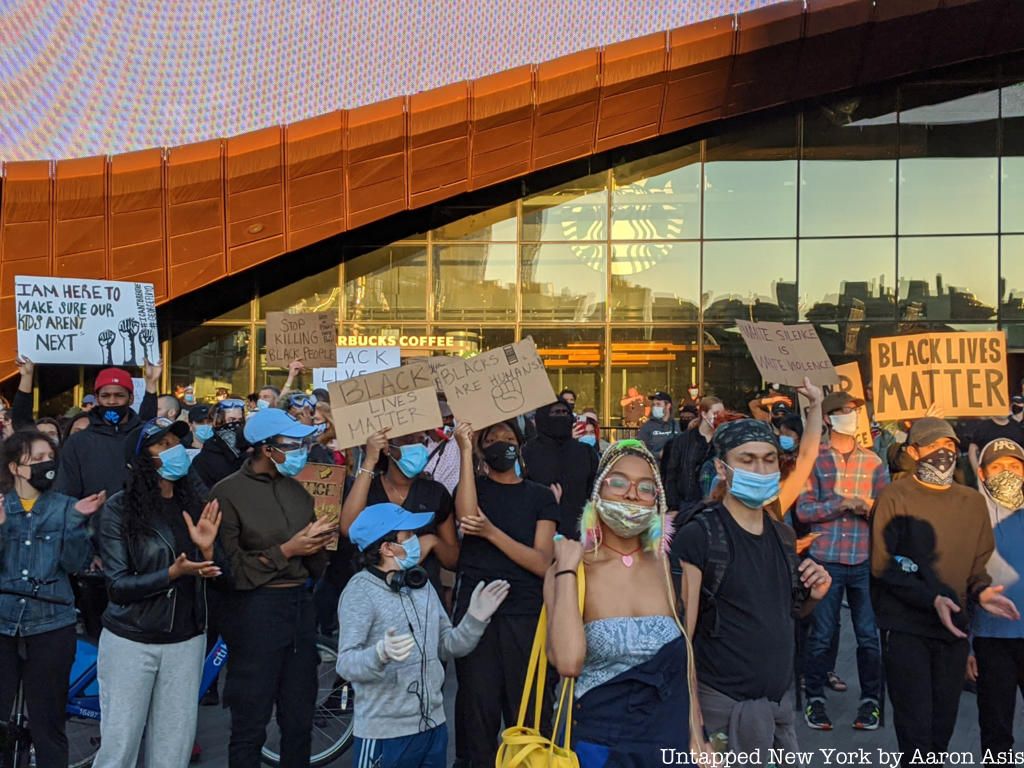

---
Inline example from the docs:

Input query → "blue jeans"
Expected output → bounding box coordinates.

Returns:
[353,723,447,768]
[805,561,881,702]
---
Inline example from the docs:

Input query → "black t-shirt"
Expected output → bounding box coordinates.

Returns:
[455,476,560,618]
[969,419,1024,451]
[366,475,453,594]
[158,497,202,643]
[672,504,794,703]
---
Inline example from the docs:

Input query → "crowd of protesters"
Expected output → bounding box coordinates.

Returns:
[3,351,1024,768]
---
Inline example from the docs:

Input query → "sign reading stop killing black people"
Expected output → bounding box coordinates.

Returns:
[15,276,160,365]
[735,320,839,387]
[264,311,337,368]
[870,331,1008,420]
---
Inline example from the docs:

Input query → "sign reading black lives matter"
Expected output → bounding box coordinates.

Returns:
[735,320,838,387]
[438,337,557,429]
[15,276,160,366]
[871,331,1008,420]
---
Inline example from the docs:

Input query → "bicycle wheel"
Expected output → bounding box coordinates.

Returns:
[261,642,354,767]
[67,715,101,768]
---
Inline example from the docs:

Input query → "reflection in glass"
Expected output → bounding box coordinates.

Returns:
[1001,236,1024,322]
[611,144,700,240]
[520,243,605,322]
[898,237,997,321]
[435,202,517,242]
[899,83,999,234]
[704,116,798,239]
[610,326,699,426]
[171,325,251,401]
[1003,81,1024,232]
[425,328,516,359]
[523,326,605,415]
[344,245,428,321]
[610,243,699,322]
[259,266,340,314]
[435,244,517,321]
[521,173,607,241]
[800,239,896,321]
[702,241,797,322]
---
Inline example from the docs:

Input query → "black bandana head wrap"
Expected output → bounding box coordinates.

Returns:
[713,418,780,458]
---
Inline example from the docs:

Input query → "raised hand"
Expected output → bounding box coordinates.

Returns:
[143,357,163,392]
[795,376,823,408]
[183,499,221,554]
[364,428,391,468]
[16,356,34,380]
[453,422,474,452]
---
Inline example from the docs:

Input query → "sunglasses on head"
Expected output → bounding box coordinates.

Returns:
[218,398,246,411]
[287,394,317,410]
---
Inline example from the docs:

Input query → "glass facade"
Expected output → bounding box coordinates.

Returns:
[157,57,1024,423]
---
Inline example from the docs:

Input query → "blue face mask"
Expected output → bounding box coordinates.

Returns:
[395,444,429,478]
[778,435,796,452]
[273,446,309,477]
[397,535,421,570]
[195,425,214,442]
[725,464,781,509]
[256,399,270,411]
[579,434,597,447]
[156,443,192,481]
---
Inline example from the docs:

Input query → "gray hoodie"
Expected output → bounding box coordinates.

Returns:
[336,569,488,739]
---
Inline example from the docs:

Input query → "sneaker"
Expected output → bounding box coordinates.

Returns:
[804,698,833,731]
[853,700,880,731]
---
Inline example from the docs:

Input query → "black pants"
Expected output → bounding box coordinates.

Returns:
[884,630,969,762]
[974,636,1024,763]
[454,613,553,768]
[223,587,319,768]
[0,625,76,768]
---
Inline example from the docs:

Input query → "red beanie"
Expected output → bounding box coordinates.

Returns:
[95,368,133,393]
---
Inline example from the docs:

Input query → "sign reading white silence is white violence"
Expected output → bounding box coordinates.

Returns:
[15,276,160,366]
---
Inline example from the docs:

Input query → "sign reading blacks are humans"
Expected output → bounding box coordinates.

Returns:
[735,320,839,387]
[15,276,160,365]
[870,331,1008,420]
[312,347,400,389]
[328,362,442,449]
[834,362,873,449]
[438,337,556,429]
[264,311,337,368]
[296,463,345,551]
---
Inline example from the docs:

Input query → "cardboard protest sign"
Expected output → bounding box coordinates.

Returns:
[15,276,159,365]
[328,362,441,449]
[437,337,556,429]
[264,311,337,368]
[424,356,454,394]
[834,363,873,449]
[312,347,400,389]
[870,331,1008,420]
[296,463,346,551]
[735,320,838,387]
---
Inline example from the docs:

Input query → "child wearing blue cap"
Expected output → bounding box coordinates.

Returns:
[338,502,509,768]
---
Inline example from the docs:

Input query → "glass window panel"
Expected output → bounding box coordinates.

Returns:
[800,239,896,322]
[702,240,797,322]
[702,325,765,411]
[898,236,997,321]
[704,115,798,238]
[258,266,340,315]
[344,244,427,322]
[610,326,700,427]
[1002,80,1024,232]
[520,243,606,322]
[610,242,699,322]
[423,327,517,361]
[170,325,251,402]
[611,144,701,240]
[1001,236,1024,324]
[522,326,604,416]
[434,202,517,242]
[898,82,999,234]
[521,172,607,242]
[435,244,517,322]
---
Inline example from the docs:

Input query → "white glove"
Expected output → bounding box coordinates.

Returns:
[467,580,511,622]
[376,628,415,664]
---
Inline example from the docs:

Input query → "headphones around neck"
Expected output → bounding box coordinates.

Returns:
[371,565,429,592]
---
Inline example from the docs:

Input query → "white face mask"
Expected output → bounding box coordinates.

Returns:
[651,406,665,420]
[829,411,860,436]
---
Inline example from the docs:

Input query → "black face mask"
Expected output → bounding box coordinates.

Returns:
[538,411,573,441]
[216,422,248,456]
[24,460,57,492]
[101,404,130,425]
[483,441,518,473]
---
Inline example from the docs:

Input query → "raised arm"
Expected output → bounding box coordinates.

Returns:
[544,538,586,678]
[12,357,35,429]
[778,378,823,512]
[453,423,478,522]
[339,428,389,535]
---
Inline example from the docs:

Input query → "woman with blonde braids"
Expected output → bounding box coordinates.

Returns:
[545,439,709,766]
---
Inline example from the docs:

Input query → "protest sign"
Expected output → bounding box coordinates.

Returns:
[870,331,1008,420]
[312,347,400,389]
[834,363,873,449]
[296,463,345,551]
[131,378,147,414]
[15,276,159,366]
[735,320,838,387]
[328,362,441,449]
[264,311,337,368]
[437,337,556,429]
[423,356,455,394]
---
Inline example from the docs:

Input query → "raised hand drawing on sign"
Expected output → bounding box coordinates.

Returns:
[118,318,141,366]
[491,376,525,414]
[98,330,116,366]
[139,327,155,362]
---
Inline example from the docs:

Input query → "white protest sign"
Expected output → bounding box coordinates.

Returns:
[131,378,147,414]
[312,347,401,389]
[15,276,160,366]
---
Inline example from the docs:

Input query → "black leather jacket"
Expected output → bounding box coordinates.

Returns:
[99,488,230,643]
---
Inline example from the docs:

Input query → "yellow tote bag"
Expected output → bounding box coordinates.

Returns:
[495,566,585,768]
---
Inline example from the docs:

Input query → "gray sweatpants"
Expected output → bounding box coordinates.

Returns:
[92,630,205,768]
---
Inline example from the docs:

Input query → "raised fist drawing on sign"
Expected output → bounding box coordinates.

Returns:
[491,376,525,414]
[119,318,141,366]
[98,330,116,366]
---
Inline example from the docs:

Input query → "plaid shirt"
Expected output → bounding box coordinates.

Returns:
[796,443,890,565]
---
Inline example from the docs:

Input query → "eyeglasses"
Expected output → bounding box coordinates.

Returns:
[270,440,307,453]
[602,473,658,502]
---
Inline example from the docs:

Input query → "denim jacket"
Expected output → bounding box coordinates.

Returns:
[0,490,93,636]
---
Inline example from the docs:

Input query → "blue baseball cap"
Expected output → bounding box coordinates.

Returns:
[349,503,435,552]
[243,408,317,445]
